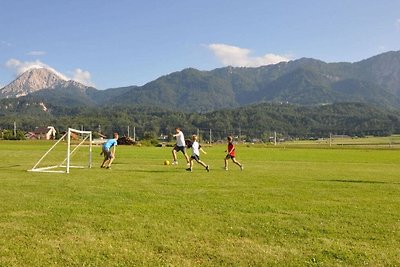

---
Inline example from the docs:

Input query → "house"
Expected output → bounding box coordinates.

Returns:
[60,131,79,140]
[28,126,57,140]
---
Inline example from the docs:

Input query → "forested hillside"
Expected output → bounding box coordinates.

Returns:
[96,50,400,111]
[1,99,399,140]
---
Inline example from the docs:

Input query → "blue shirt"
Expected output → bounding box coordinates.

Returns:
[103,139,117,150]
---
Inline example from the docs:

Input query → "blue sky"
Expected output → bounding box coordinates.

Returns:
[1,0,400,89]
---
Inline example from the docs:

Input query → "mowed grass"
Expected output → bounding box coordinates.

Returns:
[0,141,399,266]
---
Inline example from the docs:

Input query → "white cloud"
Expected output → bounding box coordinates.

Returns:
[208,43,291,67]
[5,58,68,80]
[5,58,95,87]
[1,40,12,47]
[27,50,46,56]
[71,68,95,87]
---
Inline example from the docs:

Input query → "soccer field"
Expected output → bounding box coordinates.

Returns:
[0,141,399,266]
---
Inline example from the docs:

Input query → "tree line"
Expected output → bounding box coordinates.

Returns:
[1,101,399,141]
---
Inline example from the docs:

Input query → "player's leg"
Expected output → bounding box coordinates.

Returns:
[101,149,108,167]
[107,154,115,168]
[224,155,229,170]
[232,157,243,170]
[104,151,114,168]
[172,146,178,164]
[181,148,190,164]
[186,156,194,171]
[197,159,209,171]
[194,155,205,167]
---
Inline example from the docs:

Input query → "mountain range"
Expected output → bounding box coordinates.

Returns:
[1,50,400,112]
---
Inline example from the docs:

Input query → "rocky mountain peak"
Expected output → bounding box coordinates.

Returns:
[0,68,72,98]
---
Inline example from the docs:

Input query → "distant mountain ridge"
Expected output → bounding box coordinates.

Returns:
[106,51,400,111]
[1,50,400,111]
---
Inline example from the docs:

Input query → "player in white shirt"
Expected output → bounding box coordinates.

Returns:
[186,134,210,172]
[172,127,190,165]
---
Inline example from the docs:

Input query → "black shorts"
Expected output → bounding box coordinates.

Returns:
[191,155,200,162]
[102,148,113,160]
[174,145,186,154]
[225,154,235,160]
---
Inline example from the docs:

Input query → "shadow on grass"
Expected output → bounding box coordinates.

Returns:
[0,164,23,169]
[321,179,400,185]
[129,169,178,173]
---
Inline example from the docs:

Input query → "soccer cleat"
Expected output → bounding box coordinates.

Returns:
[240,165,244,171]
[172,161,178,165]
[106,166,111,170]
[206,165,210,172]
[224,167,228,171]
[186,168,192,172]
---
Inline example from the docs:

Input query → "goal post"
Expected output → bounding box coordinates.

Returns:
[28,128,93,174]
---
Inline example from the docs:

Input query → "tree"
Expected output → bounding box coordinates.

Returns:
[2,129,26,140]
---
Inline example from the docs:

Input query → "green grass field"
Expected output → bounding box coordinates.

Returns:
[0,140,399,266]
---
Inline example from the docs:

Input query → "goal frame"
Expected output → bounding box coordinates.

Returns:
[28,128,92,174]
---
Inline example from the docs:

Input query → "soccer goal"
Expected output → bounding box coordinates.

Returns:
[29,128,92,174]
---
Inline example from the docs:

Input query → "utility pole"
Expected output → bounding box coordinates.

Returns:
[127,125,130,137]
[209,129,212,144]
[133,126,136,141]
[14,121,16,137]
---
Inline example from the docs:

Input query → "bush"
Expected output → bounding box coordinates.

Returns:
[2,130,26,140]
[139,139,160,147]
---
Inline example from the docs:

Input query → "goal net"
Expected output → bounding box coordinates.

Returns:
[29,128,92,174]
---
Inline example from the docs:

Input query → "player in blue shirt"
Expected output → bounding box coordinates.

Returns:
[101,132,119,169]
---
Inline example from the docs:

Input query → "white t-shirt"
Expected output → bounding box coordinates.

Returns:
[175,131,185,147]
[191,141,200,156]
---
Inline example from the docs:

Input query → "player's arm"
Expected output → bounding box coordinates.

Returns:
[112,145,116,157]
[199,146,207,154]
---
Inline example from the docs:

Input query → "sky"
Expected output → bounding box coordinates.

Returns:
[1,0,400,89]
